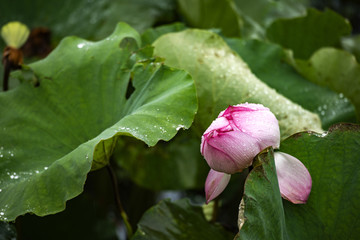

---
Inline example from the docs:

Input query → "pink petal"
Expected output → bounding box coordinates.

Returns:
[219,103,269,118]
[205,169,231,203]
[204,131,260,174]
[202,116,230,136]
[231,109,280,150]
[201,117,231,156]
[274,152,312,204]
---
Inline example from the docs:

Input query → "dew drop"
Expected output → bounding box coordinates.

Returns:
[77,43,85,49]
[176,125,185,131]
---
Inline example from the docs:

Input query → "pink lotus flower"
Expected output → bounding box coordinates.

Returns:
[202,103,312,204]
[201,103,280,174]
[274,152,312,204]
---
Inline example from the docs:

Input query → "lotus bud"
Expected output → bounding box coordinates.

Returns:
[1,21,30,49]
[205,169,231,204]
[274,152,312,204]
[201,103,280,174]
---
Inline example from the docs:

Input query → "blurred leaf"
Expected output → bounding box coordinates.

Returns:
[132,198,234,240]
[141,22,187,46]
[114,130,208,190]
[266,8,352,59]
[177,0,243,37]
[0,0,177,92]
[237,123,360,239]
[153,29,323,138]
[0,221,17,240]
[233,0,308,39]
[342,34,360,62]
[225,38,356,129]
[17,168,118,240]
[0,0,176,42]
[292,47,360,119]
[0,23,197,221]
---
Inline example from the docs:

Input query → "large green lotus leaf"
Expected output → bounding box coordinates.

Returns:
[144,26,355,129]
[132,198,234,240]
[266,8,352,59]
[292,47,360,119]
[153,29,322,139]
[225,38,356,129]
[236,148,288,240]
[233,0,308,39]
[177,0,243,37]
[236,123,360,239]
[0,23,197,221]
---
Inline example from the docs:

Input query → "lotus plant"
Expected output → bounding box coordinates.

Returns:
[201,103,312,204]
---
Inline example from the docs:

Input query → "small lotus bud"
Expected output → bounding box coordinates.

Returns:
[1,21,30,49]
[205,169,231,203]
[201,103,280,174]
[274,152,312,204]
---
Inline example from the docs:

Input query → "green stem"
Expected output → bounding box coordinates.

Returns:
[106,164,133,238]
[210,198,219,223]
[3,61,10,91]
